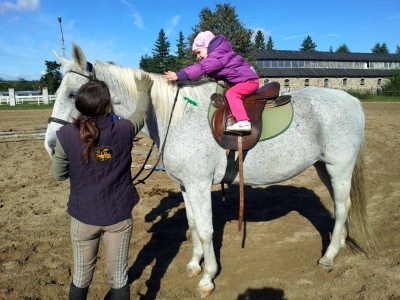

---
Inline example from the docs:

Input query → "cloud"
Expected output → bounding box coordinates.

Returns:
[327,33,339,37]
[121,0,145,30]
[251,27,272,41]
[165,15,180,36]
[388,13,400,20]
[0,0,40,15]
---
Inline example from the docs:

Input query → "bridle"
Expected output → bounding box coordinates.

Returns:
[47,62,96,126]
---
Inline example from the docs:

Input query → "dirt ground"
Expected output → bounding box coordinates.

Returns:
[0,102,399,300]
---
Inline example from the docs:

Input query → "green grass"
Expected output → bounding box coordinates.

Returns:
[0,104,54,110]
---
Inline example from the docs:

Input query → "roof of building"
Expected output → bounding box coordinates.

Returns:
[256,50,400,62]
[258,68,393,78]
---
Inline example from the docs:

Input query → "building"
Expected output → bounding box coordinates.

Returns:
[255,50,400,92]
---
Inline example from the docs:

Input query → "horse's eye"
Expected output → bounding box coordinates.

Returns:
[68,92,76,99]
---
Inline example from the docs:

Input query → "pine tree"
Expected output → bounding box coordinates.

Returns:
[300,35,317,51]
[254,30,266,50]
[371,42,389,54]
[396,45,400,54]
[151,29,171,73]
[266,36,274,50]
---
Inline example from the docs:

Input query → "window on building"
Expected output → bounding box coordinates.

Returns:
[377,78,382,86]
[343,78,347,86]
[324,78,329,87]
[271,60,278,68]
[304,78,310,86]
[284,78,290,87]
[264,79,269,86]
[360,78,365,86]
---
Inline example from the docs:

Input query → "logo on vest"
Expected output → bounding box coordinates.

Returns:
[92,146,113,163]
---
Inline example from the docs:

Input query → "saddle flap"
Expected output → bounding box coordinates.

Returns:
[211,99,266,151]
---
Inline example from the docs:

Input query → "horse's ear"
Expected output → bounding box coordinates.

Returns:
[53,49,68,68]
[71,43,87,70]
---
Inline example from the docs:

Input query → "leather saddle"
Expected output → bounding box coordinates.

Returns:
[211,82,291,151]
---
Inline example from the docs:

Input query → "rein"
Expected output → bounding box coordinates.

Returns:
[133,84,181,185]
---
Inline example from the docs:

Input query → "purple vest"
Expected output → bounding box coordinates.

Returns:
[57,115,139,226]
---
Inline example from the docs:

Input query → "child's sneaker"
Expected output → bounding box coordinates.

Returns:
[226,120,251,132]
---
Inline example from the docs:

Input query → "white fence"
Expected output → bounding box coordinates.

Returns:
[0,88,56,106]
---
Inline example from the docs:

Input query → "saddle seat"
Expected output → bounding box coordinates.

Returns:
[210,81,291,151]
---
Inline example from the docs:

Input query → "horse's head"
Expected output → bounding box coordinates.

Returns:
[44,43,96,157]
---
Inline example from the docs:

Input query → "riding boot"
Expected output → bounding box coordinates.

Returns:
[110,284,130,300]
[68,282,89,300]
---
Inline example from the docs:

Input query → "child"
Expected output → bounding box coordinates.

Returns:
[51,75,153,300]
[164,31,259,132]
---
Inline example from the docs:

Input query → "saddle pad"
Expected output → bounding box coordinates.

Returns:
[208,101,293,141]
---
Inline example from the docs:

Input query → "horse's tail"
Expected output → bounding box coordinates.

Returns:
[348,138,377,250]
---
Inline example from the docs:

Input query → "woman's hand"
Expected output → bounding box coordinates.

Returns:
[164,71,178,81]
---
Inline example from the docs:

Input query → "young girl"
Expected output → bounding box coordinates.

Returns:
[164,30,259,132]
[51,75,153,300]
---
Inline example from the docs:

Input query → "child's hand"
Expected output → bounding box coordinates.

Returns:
[164,71,178,81]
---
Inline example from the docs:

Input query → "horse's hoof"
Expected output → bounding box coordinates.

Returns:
[187,266,202,277]
[197,286,214,298]
[318,257,333,270]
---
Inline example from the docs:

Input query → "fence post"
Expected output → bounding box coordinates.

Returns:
[43,87,49,105]
[9,88,15,106]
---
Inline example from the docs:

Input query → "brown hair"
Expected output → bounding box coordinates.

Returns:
[72,80,111,164]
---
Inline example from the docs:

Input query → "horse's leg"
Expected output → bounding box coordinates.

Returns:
[317,163,353,269]
[182,181,217,297]
[180,185,203,277]
[314,161,349,249]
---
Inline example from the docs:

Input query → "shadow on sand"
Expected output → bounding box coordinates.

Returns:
[122,184,334,299]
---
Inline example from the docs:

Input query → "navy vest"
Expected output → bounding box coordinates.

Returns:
[57,114,139,226]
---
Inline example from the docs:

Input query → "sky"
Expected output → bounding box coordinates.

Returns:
[0,0,399,81]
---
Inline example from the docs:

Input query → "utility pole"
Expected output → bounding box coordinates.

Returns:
[58,16,65,57]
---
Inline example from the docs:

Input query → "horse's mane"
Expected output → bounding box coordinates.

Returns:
[93,61,217,125]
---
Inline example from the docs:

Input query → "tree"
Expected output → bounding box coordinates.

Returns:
[383,69,400,96]
[39,60,62,94]
[190,3,254,62]
[336,43,351,53]
[396,45,400,54]
[371,42,389,54]
[254,30,266,50]
[266,36,274,50]
[300,35,317,51]
[150,29,171,73]
[329,46,333,52]
[173,31,189,70]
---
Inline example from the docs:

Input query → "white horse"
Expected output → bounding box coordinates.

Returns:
[45,43,375,297]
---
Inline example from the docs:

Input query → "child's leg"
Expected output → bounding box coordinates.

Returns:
[225,79,259,121]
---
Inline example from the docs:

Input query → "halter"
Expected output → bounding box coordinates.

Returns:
[48,62,96,126]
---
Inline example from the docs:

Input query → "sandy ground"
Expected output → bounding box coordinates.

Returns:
[0,102,399,300]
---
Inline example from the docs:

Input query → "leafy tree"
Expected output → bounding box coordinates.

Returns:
[396,45,400,54]
[300,35,317,51]
[266,36,274,50]
[371,42,389,54]
[39,60,62,94]
[336,43,351,53]
[190,3,255,62]
[383,68,400,96]
[254,30,266,50]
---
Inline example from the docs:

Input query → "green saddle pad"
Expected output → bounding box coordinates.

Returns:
[208,101,293,141]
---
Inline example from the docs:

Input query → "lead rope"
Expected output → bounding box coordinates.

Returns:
[133,84,181,185]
